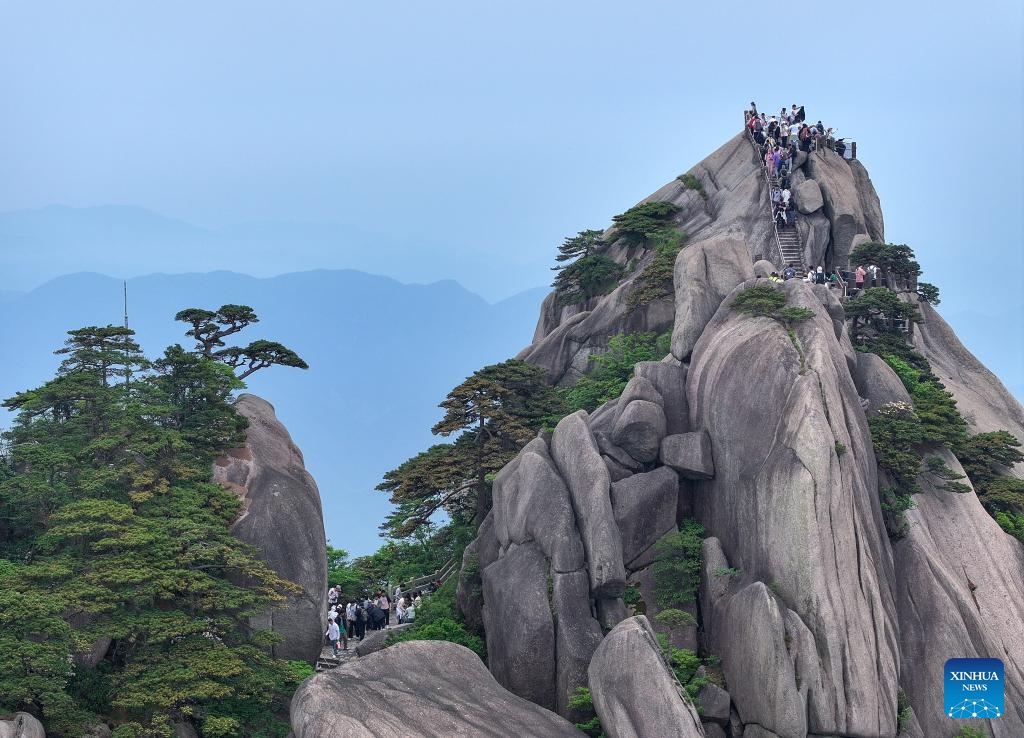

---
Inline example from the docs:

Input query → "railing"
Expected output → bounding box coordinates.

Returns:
[395,556,458,596]
[742,116,786,268]
[814,136,857,160]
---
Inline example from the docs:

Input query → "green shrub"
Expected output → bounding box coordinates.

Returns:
[568,687,605,737]
[611,201,681,247]
[553,254,624,306]
[626,229,688,310]
[653,519,705,609]
[896,688,914,734]
[713,567,742,578]
[386,578,486,660]
[560,331,671,413]
[953,727,988,738]
[868,401,923,538]
[731,284,787,317]
[676,174,707,199]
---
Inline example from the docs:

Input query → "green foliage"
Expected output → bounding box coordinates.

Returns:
[0,321,302,736]
[652,520,705,609]
[610,201,681,247]
[834,441,847,456]
[924,456,972,494]
[883,355,967,447]
[953,727,988,738]
[845,288,921,342]
[559,331,671,414]
[175,304,307,380]
[386,578,485,660]
[568,687,605,738]
[849,241,922,283]
[730,285,815,326]
[553,254,624,306]
[955,431,1024,518]
[676,173,707,199]
[380,359,565,535]
[916,281,941,305]
[868,402,923,538]
[896,688,914,733]
[622,582,644,614]
[654,608,696,629]
[626,229,688,310]
[713,567,742,578]
[554,229,606,263]
[994,511,1024,543]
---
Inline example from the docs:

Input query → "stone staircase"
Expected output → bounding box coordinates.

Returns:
[777,225,802,272]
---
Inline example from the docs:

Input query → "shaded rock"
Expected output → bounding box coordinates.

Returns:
[594,431,643,473]
[212,394,327,663]
[611,400,667,464]
[702,724,726,738]
[354,623,412,657]
[697,683,731,724]
[616,375,663,408]
[689,281,899,738]
[752,259,775,278]
[172,724,198,738]
[588,616,703,738]
[611,467,679,569]
[493,438,586,572]
[0,713,45,738]
[742,727,780,738]
[596,596,630,632]
[671,233,755,361]
[627,559,697,650]
[552,571,604,718]
[456,510,497,634]
[795,210,831,269]
[894,447,1024,738]
[850,232,872,257]
[635,360,689,436]
[849,158,885,241]
[550,412,626,597]
[792,179,823,214]
[661,431,714,479]
[290,641,586,737]
[805,149,870,267]
[588,397,620,435]
[481,542,556,710]
[603,455,634,482]
[853,351,911,415]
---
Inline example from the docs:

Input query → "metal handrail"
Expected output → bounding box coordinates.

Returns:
[743,119,786,268]
[396,556,458,595]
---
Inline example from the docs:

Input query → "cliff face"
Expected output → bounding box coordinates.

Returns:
[213,393,328,663]
[457,134,1024,738]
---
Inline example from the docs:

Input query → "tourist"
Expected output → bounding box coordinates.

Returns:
[326,618,342,657]
[814,266,826,285]
[783,264,797,281]
[346,601,357,639]
[799,124,812,152]
[765,148,777,180]
[354,601,367,639]
[327,586,338,609]
[377,591,391,627]
[781,186,791,207]
[769,272,783,283]
[855,265,866,292]
[396,594,408,624]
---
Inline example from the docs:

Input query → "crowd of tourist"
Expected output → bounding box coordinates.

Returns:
[322,586,423,657]
[764,262,884,294]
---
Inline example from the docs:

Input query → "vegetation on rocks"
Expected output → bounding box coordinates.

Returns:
[0,311,307,737]
[568,687,604,737]
[849,242,922,285]
[558,331,671,414]
[676,173,707,200]
[610,201,680,248]
[551,230,622,306]
[625,228,688,310]
[652,519,705,610]
[955,431,1024,542]
[386,577,485,660]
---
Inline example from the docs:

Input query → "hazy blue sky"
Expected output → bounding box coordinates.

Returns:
[2,2,1022,551]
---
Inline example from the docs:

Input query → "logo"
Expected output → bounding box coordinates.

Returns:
[944,658,1004,719]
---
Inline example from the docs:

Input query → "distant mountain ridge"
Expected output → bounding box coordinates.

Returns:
[0,269,549,557]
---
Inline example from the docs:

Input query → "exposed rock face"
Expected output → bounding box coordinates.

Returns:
[212,394,327,663]
[853,351,911,414]
[914,300,1024,476]
[610,467,678,570]
[805,148,882,266]
[688,280,899,737]
[792,179,823,214]
[0,713,45,738]
[588,616,704,738]
[660,431,714,479]
[894,447,1024,738]
[290,641,586,737]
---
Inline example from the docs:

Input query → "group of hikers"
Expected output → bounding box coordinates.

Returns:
[322,586,423,657]
[765,262,884,294]
[746,102,846,230]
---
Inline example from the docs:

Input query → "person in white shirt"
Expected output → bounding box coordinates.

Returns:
[396,596,408,623]
[326,618,342,657]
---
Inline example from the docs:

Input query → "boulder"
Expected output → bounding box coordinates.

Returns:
[588,616,704,738]
[743,727,780,738]
[894,447,1024,738]
[212,394,328,663]
[688,281,900,738]
[616,375,663,408]
[552,570,604,718]
[792,179,823,214]
[550,412,626,597]
[611,399,667,464]
[492,438,586,572]
[660,431,714,479]
[290,641,586,737]
[805,149,870,267]
[634,360,689,436]
[603,455,634,482]
[596,597,631,631]
[594,431,643,473]
[627,559,697,650]
[795,210,831,269]
[697,683,731,725]
[752,259,776,278]
[702,724,726,738]
[172,724,198,738]
[671,234,755,361]
[354,623,412,657]
[456,510,498,634]
[853,352,912,415]
[610,467,679,569]
[0,713,45,738]
[848,158,885,241]
[481,542,556,710]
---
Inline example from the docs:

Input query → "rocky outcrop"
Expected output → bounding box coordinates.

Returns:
[688,280,899,737]
[914,300,1024,476]
[792,179,823,214]
[0,713,45,738]
[853,351,911,414]
[671,234,755,361]
[804,148,883,267]
[290,641,586,737]
[588,616,704,738]
[610,467,678,570]
[212,394,328,663]
[894,447,1024,738]
[660,432,714,479]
